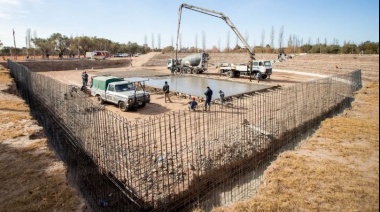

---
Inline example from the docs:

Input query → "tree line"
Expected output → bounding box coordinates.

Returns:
[0,31,378,58]
[0,33,153,58]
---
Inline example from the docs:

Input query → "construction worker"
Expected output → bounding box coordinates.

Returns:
[256,72,262,83]
[219,90,225,106]
[163,81,172,103]
[82,71,88,87]
[204,86,213,111]
[188,97,198,111]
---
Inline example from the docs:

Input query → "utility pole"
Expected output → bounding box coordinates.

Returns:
[12,29,17,59]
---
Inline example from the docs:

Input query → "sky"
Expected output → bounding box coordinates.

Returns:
[0,0,379,50]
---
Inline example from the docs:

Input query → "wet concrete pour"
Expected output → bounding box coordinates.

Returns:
[139,75,272,100]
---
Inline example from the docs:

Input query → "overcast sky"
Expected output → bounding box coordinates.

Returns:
[0,0,378,49]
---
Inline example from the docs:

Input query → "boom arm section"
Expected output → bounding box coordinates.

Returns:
[176,3,255,60]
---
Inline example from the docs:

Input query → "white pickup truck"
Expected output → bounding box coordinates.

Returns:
[218,60,272,79]
[90,76,150,111]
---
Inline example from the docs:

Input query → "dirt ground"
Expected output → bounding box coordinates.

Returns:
[0,52,378,211]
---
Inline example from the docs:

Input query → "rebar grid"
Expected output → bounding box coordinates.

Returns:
[8,60,361,211]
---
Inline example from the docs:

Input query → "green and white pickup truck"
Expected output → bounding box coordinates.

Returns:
[90,76,150,111]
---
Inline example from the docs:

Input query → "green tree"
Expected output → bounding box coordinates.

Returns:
[310,44,322,53]
[78,36,96,57]
[359,41,379,54]
[49,33,70,57]
[329,45,341,54]
[32,37,54,58]
[162,46,174,54]
[341,42,358,54]
[300,44,312,53]
[126,42,139,56]
[1,46,12,56]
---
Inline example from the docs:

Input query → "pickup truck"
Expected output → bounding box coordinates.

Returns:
[90,76,151,111]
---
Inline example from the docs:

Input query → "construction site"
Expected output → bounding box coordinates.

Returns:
[0,2,378,211]
[2,48,375,211]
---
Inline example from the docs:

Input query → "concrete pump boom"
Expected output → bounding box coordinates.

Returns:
[175,3,255,61]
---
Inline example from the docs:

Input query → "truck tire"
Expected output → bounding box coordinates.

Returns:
[227,71,233,78]
[119,101,128,112]
[97,95,104,104]
[186,67,192,74]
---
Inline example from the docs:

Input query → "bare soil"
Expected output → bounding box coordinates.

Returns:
[0,52,378,211]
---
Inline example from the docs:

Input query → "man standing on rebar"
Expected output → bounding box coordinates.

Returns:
[204,86,213,111]
[163,81,172,103]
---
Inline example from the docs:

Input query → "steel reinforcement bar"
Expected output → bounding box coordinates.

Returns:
[8,60,361,211]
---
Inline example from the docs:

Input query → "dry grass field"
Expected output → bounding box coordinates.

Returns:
[0,67,86,211]
[0,52,378,211]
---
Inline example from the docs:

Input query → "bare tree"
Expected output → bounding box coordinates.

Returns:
[151,33,155,50]
[278,25,284,53]
[324,37,328,45]
[332,37,339,45]
[308,37,312,45]
[226,31,230,51]
[25,28,31,48]
[270,26,275,50]
[316,37,320,44]
[33,30,38,57]
[202,31,206,51]
[261,29,265,53]
[287,34,293,52]
[245,30,249,43]
[292,34,299,53]
[144,35,148,46]
[218,37,221,52]
[195,33,198,50]
[158,33,161,49]
[25,28,32,55]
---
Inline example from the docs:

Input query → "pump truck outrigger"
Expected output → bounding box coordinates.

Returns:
[174,3,272,80]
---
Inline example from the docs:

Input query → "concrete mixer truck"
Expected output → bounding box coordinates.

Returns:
[167,52,210,74]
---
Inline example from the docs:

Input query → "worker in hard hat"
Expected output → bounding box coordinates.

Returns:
[188,97,198,111]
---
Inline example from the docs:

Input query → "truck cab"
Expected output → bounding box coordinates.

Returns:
[218,60,272,79]
[251,60,272,79]
[167,59,179,71]
[90,76,150,111]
